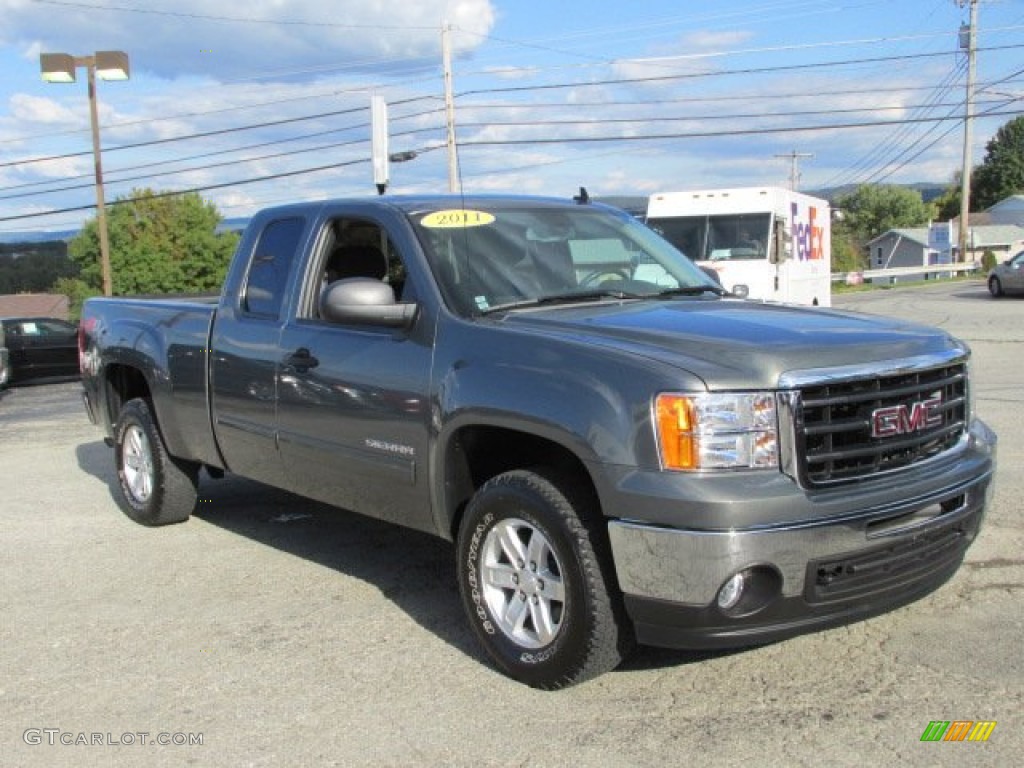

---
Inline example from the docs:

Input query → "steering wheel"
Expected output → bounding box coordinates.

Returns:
[580,268,630,288]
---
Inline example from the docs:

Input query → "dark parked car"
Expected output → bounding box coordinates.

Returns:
[988,250,1024,297]
[0,317,79,386]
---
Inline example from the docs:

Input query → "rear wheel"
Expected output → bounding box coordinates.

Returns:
[989,276,1003,297]
[456,468,632,689]
[114,398,198,525]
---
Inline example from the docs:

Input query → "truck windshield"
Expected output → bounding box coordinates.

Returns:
[647,213,771,263]
[411,204,714,316]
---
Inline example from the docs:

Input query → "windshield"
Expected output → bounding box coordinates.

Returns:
[647,213,771,263]
[410,204,715,315]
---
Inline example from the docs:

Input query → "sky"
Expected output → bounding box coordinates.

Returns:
[0,0,1022,235]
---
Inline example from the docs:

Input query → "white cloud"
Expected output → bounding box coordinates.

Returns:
[680,30,754,51]
[0,1,495,82]
[9,93,78,125]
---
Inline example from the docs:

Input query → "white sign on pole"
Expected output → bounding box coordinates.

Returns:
[371,95,389,195]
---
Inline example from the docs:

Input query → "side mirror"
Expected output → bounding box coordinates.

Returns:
[730,284,750,299]
[320,278,417,328]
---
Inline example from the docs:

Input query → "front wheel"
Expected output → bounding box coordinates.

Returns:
[988,276,1003,297]
[114,398,198,526]
[456,469,632,689]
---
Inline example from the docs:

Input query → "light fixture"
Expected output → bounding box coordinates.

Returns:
[94,51,130,81]
[39,53,77,83]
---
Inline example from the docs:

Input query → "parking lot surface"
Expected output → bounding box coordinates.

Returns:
[2,280,1021,767]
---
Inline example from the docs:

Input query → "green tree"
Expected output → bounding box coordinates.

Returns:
[49,276,100,322]
[832,184,934,249]
[971,115,1024,210]
[830,223,866,273]
[68,188,239,295]
[931,173,961,221]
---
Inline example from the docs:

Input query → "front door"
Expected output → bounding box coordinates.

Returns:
[275,214,436,533]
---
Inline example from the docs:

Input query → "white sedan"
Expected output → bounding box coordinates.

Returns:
[988,250,1024,297]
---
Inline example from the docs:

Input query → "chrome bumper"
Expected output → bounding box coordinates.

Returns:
[607,418,996,628]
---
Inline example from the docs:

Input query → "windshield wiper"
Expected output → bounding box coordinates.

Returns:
[536,288,645,305]
[655,285,727,298]
[480,289,643,314]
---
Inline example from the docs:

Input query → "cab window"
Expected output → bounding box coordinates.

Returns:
[242,217,305,318]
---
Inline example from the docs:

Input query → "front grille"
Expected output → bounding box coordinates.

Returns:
[796,360,967,487]
[805,507,977,605]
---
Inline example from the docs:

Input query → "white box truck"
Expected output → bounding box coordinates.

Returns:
[647,187,831,306]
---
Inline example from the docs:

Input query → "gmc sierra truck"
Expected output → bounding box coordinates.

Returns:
[79,194,997,689]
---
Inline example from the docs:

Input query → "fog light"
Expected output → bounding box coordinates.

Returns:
[717,572,745,611]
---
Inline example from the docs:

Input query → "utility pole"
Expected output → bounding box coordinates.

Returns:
[441,23,459,192]
[957,0,979,263]
[775,150,813,191]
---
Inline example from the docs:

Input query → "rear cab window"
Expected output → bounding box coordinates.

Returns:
[241,217,306,319]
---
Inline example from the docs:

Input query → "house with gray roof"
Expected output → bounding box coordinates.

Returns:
[867,192,1024,270]
[867,224,1024,269]
[985,195,1024,226]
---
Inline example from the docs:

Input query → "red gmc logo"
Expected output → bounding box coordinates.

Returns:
[871,395,943,439]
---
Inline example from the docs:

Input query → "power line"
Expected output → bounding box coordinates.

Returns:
[456,44,1024,98]
[457,109,1023,147]
[8,43,1019,176]
[0,157,372,224]
[0,106,446,194]
[26,0,439,29]
[0,120,445,203]
[822,58,967,189]
[8,96,1014,204]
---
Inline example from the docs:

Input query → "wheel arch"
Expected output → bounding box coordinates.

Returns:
[440,423,601,542]
[102,362,152,430]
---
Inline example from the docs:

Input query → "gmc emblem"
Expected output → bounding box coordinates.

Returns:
[871,395,943,439]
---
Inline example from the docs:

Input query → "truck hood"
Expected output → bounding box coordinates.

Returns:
[499,298,965,389]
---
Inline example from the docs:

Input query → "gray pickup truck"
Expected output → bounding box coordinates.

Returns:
[80,194,997,689]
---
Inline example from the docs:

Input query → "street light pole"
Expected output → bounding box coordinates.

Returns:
[40,51,129,296]
[84,60,114,296]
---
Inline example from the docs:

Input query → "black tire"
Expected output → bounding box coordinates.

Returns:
[456,468,633,689]
[114,398,198,526]
[988,276,1003,297]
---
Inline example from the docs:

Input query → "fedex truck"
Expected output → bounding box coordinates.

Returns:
[646,187,831,306]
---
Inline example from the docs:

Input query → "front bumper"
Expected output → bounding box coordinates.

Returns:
[606,418,997,650]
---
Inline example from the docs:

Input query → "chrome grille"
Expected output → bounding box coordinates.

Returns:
[795,360,967,487]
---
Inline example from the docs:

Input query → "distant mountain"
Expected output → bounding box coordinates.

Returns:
[812,183,949,204]
[1,217,249,245]
[0,229,78,245]
[217,217,250,233]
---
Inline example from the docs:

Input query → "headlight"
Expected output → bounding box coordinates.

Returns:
[655,392,778,470]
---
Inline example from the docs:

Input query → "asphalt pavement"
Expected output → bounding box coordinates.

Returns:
[1,279,1021,767]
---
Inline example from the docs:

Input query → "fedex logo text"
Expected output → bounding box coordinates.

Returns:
[791,201,824,261]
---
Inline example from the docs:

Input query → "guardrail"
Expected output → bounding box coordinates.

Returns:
[833,263,981,285]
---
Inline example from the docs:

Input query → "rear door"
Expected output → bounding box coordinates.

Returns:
[275,206,437,532]
[210,214,309,487]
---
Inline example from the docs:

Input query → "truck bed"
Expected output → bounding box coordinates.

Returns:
[83,295,222,469]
